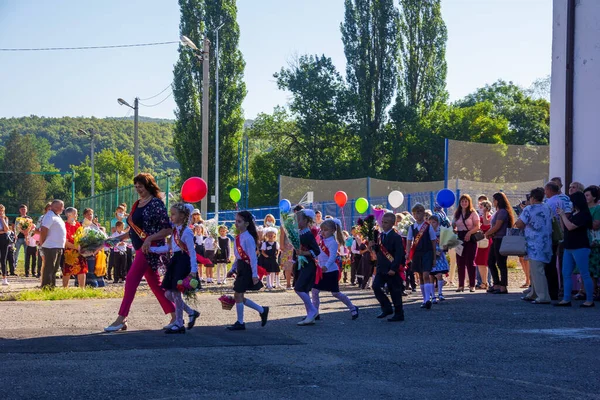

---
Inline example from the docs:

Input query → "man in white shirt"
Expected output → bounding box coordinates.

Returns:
[39,200,66,288]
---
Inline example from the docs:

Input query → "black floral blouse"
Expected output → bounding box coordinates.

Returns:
[129,197,171,271]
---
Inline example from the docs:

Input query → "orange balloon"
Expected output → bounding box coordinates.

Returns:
[334,191,348,208]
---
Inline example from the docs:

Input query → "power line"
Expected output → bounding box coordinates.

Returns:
[139,83,172,101]
[139,91,173,107]
[0,41,179,52]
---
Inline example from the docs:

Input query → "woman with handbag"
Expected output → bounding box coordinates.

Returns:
[485,193,515,294]
[475,200,493,290]
[452,194,481,292]
[104,173,176,332]
[555,191,594,307]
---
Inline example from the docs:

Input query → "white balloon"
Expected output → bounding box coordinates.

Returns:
[388,190,404,208]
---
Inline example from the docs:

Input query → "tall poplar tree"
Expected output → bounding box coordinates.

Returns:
[341,0,400,176]
[173,0,246,208]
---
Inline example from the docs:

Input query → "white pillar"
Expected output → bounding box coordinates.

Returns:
[550,0,600,185]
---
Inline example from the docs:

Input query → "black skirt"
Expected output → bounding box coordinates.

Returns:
[204,250,215,266]
[233,260,263,293]
[314,270,340,293]
[214,247,230,264]
[294,262,316,293]
[161,251,191,291]
[411,251,434,274]
[261,256,280,273]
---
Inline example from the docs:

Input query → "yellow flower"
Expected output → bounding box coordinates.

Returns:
[64,250,79,266]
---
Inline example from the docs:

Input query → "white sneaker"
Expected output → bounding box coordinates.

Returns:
[2,278,8,285]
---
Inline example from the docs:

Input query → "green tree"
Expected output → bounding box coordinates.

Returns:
[396,0,448,114]
[204,0,247,208]
[274,54,356,179]
[0,132,48,211]
[341,0,400,176]
[95,148,135,191]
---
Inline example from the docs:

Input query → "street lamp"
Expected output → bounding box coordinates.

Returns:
[78,128,96,197]
[181,34,210,218]
[117,97,139,176]
[214,22,224,222]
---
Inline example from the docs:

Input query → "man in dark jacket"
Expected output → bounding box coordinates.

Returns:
[371,212,406,322]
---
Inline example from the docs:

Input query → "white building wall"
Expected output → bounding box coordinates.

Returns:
[550,0,600,185]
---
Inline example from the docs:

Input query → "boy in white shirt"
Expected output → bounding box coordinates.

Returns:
[111,221,128,283]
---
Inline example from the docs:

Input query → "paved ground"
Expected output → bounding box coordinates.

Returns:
[1,275,599,400]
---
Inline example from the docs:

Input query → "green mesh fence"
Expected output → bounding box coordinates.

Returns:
[78,176,171,231]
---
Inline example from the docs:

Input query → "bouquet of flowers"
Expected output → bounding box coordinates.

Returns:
[16,217,32,232]
[218,294,235,310]
[356,215,376,241]
[280,211,307,269]
[73,226,108,257]
[395,213,416,237]
[372,205,388,227]
[229,223,239,237]
[204,218,219,239]
[176,275,200,302]
[440,226,460,249]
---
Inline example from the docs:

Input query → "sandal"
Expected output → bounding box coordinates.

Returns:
[520,284,530,289]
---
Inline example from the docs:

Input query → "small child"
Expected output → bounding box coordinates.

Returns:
[193,224,205,282]
[150,203,200,334]
[6,224,15,278]
[311,219,359,320]
[226,211,269,331]
[25,230,38,277]
[429,215,449,303]
[295,209,322,326]
[406,203,437,309]
[260,228,280,289]
[204,233,215,283]
[111,221,128,283]
[214,225,231,285]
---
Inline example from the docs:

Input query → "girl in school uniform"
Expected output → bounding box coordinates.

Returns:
[429,214,449,303]
[203,233,216,283]
[193,224,205,283]
[150,203,200,334]
[227,211,270,331]
[294,209,321,326]
[214,225,231,285]
[260,227,280,289]
[311,219,359,321]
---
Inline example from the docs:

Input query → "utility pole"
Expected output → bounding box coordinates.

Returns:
[215,23,224,222]
[133,97,139,176]
[201,37,210,217]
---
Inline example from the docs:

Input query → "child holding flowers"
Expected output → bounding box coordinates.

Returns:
[150,203,200,334]
[226,211,269,331]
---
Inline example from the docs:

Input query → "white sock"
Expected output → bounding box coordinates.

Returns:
[244,298,264,314]
[420,284,426,302]
[438,280,444,295]
[216,264,222,282]
[297,291,317,318]
[311,288,320,311]
[332,292,355,311]
[426,283,434,300]
[236,302,244,324]
[266,274,272,288]
[276,274,281,287]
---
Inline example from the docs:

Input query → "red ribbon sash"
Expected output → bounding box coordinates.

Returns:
[409,222,430,261]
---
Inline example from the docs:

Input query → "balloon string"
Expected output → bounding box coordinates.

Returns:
[341,207,347,232]
[235,203,239,211]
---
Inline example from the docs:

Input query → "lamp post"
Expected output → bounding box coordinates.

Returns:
[78,129,96,197]
[215,22,224,222]
[181,34,210,218]
[117,97,139,176]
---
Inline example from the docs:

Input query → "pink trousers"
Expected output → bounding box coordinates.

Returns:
[118,249,175,317]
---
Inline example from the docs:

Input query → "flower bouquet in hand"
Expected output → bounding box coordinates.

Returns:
[280,211,306,269]
[177,275,200,302]
[73,226,108,257]
[356,215,376,242]
[16,217,32,233]
[372,205,389,227]
[395,214,416,237]
[218,294,235,310]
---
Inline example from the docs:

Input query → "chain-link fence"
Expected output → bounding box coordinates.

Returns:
[78,176,172,231]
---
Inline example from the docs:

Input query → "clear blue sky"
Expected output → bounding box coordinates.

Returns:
[0,0,552,120]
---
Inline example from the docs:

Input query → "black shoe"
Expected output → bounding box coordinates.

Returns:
[531,300,551,304]
[165,325,185,334]
[187,310,200,329]
[260,306,269,327]
[376,310,393,319]
[554,302,572,307]
[425,300,432,310]
[580,303,595,308]
[227,321,246,331]
[351,306,359,320]
[402,291,409,297]
[314,314,320,321]
[25,274,29,278]
[388,314,405,322]
[521,296,534,302]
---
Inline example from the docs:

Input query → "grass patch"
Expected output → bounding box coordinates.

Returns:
[0,287,124,302]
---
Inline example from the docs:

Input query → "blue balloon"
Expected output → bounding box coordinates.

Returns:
[436,189,456,208]
[279,199,292,213]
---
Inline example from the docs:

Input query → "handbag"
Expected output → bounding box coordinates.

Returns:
[477,238,490,249]
[461,213,484,242]
[499,228,527,256]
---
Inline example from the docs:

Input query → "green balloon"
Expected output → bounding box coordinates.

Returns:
[230,188,242,203]
[355,197,369,214]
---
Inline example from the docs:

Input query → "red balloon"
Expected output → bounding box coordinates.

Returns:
[181,177,207,203]
[334,191,348,208]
